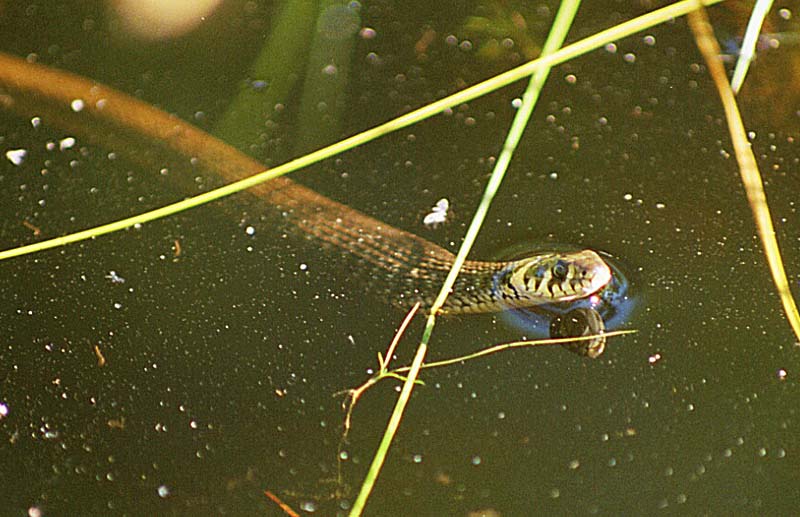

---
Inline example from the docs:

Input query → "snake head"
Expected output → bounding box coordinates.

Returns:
[506,249,612,306]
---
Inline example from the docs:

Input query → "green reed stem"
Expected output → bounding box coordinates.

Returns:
[730,0,773,94]
[0,0,723,263]
[347,1,582,514]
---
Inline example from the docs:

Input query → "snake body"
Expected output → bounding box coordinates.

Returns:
[0,53,613,315]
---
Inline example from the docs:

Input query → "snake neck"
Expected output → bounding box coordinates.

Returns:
[0,52,583,317]
[264,181,508,313]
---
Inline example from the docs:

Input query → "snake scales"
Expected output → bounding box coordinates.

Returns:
[0,52,613,334]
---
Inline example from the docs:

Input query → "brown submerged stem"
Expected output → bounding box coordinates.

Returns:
[0,51,521,312]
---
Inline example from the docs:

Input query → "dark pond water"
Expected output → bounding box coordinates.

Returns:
[1,1,799,515]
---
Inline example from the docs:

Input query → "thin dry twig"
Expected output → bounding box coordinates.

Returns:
[263,490,300,517]
[338,303,421,437]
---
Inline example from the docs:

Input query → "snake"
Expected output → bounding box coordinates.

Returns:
[0,52,617,351]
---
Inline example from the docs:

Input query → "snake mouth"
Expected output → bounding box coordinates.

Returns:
[578,250,613,297]
[542,249,613,302]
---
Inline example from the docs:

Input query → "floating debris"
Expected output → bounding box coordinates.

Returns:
[105,270,126,284]
[423,198,450,228]
[5,148,27,166]
[94,344,106,367]
[59,137,76,151]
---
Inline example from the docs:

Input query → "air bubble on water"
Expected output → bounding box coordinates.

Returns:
[59,137,76,151]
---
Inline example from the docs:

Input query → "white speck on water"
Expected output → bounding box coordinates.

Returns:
[471,455,481,466]
[0,402,8,418]
[31,117,41,128]
[423,198,449,228]
[245,226,255,236]
[623,193,633,201]
[777,369,787,380]
[105,271,126,284]
[300,501,317,512]
[113,302,122,309]
[299,263,308,271]
[157,485,170,498]
[70,99,85,112]
[511,98,522,109]
[59,137,76,151]
[5,149,27,165]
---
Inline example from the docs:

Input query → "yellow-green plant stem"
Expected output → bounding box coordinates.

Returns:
[688,7,800,341]
[0,0,723,263]
[348,1,582,514]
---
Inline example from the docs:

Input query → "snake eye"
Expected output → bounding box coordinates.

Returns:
[552,260,568,280]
